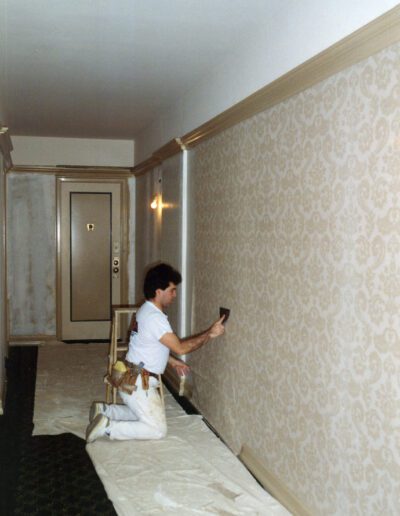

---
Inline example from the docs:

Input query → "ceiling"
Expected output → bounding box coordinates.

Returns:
[0,0,282,140]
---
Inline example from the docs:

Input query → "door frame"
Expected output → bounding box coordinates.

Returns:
[56,176,129,340]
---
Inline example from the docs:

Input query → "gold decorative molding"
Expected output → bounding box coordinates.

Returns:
[10,165,132,178]
[182,4,400,148]
[132,4,400,171]
[131,156,161,177]
[153,138,185,161]
[132,138,186,176]
[239,444,313,516]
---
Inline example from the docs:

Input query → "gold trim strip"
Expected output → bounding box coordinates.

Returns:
[131,138,187,176]
[131,156,161,177]
[239,444,313,516]
[182,5,400,148]
[10,165,132,177]
[153,138,184,162]
[132,4,400,169]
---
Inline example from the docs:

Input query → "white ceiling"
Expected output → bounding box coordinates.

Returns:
[0,0,282,140]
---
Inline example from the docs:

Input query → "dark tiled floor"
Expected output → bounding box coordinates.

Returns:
[0,346,116,516]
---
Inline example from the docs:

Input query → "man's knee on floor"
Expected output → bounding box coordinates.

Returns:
[147,418,167,439]
[158,427,167,439]
[152,423,167,439]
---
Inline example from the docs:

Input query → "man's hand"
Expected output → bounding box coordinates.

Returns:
[174,362,190,377]
[168,355,190,376]
[208,315,226,338]
[161,315,226,355]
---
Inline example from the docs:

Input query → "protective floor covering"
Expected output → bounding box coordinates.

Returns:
[34,344,290,515]
[33,343,108,438]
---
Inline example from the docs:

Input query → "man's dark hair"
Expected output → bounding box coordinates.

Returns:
[143,263,182,299]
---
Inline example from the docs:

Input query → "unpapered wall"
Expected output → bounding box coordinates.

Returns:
[7,173,56,336]
[6,171,137,338]
[134,154,185,333]
[0,153,6,411]
[188,41,400,514]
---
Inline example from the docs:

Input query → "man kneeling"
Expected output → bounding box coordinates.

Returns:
[86,263,225,442]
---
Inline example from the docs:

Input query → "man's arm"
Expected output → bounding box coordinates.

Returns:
[160,315,225,355]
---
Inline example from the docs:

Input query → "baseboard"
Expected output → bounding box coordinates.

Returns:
[163,363,193,398]
[239,444,313,516]
[8,334,56,346]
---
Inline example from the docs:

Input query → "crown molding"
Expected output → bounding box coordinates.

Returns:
[132,138,186,177]
[131,156,161,177]
[154,138,185,162]
[9,165,132,178]
[132,4,400,175]
[181,4,400,148]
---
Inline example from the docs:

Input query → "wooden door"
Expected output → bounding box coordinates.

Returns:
[57,178,126,340]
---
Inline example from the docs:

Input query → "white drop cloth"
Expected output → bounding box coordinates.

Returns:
[33,344,290,515]
[33,343,107,438]
[87,395,291,515]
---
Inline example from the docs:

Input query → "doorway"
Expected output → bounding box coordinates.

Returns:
[57,178,128,340]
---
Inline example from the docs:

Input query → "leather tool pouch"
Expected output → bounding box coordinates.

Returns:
[105,361,152,395]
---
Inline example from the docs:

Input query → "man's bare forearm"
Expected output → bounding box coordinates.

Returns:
[180,329,211,354]
[160,316,225,355]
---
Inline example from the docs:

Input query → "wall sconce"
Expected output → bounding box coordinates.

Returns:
[151,194,165,211]
[150,195,158,210]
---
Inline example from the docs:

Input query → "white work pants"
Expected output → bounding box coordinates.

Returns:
[104,375,167,440]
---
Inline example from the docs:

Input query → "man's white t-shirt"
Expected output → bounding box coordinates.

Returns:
[125,300,172,374]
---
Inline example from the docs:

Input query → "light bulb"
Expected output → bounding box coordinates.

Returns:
[150,196,158,209]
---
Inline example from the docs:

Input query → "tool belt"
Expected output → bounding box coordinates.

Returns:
[105,360,158,395]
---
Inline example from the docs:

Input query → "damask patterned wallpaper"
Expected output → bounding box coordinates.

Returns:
[189,42,400,515]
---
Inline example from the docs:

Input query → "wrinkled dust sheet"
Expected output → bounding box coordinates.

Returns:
[33,343,107,438]
[34,344,290,515]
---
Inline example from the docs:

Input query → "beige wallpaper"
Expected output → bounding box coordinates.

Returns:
[189,42,400,515]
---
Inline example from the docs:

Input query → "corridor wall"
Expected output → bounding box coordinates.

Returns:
[6,170,135,339]
[7,173,56,336]
[187,41,400,515]
[135,168,161,304]
[134,154,187,334]
[159,153,184,334]
[0,153,6,412]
